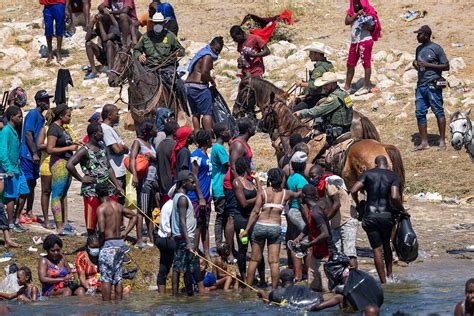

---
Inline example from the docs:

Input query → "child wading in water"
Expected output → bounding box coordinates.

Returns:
[0,266,40,302]
[211,242,239,290]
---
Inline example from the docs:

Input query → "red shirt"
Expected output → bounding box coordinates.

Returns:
[308,205,332,259]
[39,0,65,5]
[238,34,266,77]
[223,138,253,190]
[103,0,137,21]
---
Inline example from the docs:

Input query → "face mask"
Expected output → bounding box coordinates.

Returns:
[88,247,100,257]
[309,177,320,187]
[153,24,164,34]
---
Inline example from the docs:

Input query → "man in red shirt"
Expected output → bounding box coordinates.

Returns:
[99,0,138,48]
[292,184,333,293]
[230,25,270,120]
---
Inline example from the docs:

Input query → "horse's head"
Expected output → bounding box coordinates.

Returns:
[108,51,132,87]
[449,108,472,150]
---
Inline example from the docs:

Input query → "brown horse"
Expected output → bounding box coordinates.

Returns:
[261,100,405,192]
[242,76,381,142]
[108,52,187,126]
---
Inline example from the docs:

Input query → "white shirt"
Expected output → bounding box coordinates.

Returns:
[158,199,173,238]
[101,123,127,178]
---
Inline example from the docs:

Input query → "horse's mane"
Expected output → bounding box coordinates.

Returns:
[249,77,285,95]
[450,111,465,121]
[273,101,309,136]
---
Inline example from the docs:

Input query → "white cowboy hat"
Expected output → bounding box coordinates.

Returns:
[314,72,342,87]
[303,42,331,55]
[150,12,167,23]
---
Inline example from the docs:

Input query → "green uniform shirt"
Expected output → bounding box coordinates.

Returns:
[299,86,353,126]
[308,60,334,96]
[133,30,183,66]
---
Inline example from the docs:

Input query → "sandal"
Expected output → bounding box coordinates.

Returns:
[411,145,430,152]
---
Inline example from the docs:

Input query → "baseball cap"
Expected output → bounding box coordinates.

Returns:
[414,25,432,36]
[291,151,308,163]
[88,112,101,123]
[34,90,53,101]
[176,170,194,183]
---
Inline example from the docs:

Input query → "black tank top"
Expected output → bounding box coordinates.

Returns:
[239,188,257,217]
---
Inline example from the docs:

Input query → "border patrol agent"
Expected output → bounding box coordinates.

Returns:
[295,72,353,146]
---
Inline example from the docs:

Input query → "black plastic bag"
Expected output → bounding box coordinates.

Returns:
[324,252,350,290]
[211,87,238,137]
[394,215,418,263]
[343,269,384,310]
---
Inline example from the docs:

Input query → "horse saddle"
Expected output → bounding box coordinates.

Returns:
[325,138,356,176]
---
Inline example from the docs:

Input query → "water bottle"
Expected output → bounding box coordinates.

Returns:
[240,229,248,245]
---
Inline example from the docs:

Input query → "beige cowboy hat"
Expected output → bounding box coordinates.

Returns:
[303,42,331,55]
[150,12,167,23]
[314,72,343,87]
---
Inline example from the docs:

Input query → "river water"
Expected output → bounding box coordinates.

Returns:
[5,258,470,315]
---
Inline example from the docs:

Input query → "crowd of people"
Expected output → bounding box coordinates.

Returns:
[0,0,466,313]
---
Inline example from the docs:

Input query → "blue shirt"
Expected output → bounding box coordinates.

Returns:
[188,148,212,201]
[158,3,176,20]
[210,143,228,198]
[287,173,308,209]
[20,108,45,161]
[0,124,20,174]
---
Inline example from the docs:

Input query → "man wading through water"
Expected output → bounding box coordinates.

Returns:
[351,155,409,284]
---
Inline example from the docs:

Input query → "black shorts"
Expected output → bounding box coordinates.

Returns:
[362,215,395,249]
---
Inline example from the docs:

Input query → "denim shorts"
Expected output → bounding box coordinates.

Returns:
[415,85,444,125]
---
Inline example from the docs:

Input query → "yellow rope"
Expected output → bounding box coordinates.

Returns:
[191,250,281,306]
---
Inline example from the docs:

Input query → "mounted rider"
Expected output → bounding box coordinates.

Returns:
[293,43,335,112]
[132,12,186,110]
[295,72,353,147]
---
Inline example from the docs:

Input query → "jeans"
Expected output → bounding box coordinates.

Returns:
[415,85,444,125]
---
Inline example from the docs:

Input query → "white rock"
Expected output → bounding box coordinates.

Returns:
[399,52,415,64]
[286,50,306,63]
[402,69,418,85]
[426,192,443,202]
[375,74,388,82]
[386,61,402,71]
[386,54,394,63]
[450,57,466,72]
[0,47,28,62]
[370,99,384,111]
[390,49,403,57]
[2,22,30,32]
[9,78,23,90]
[269,41,297,58]
[265,55,286,71]
[19,69,48,80]
[372,50,387,62]
[185,42,207,56]
[274,81,288,89]
[0,58,14,71]
[0,27,13,47]
[377,79,396,89]
[10,60,31,72]
[446,97,460,107]
[64,29,87,50]
[15,35,33,45]
[396,112,408,119]
[447,75,464,88]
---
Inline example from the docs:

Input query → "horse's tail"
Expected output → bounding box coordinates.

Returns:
[359,112,381,142]
[385,144,405,195]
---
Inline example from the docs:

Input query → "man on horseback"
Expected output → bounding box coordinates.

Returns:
[230,25,271,121]
[133,12,186,110]
[295,72,353,147]
[293,43,334,112]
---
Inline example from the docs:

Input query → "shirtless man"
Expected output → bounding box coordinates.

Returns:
[455,278,474,316]
[186,37,224,130]
[96,183,137,301]
[350,155,408,284]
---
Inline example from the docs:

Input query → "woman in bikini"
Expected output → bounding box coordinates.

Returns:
[38,234,84,297]
[240,168,299,289]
